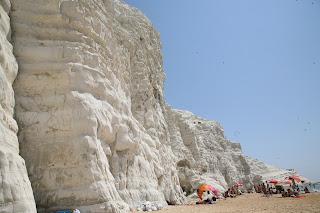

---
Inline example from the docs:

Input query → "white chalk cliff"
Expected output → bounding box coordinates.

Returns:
[0,0,296,212]
[0,0,36,212]
[166,109,252,192]
[166,109,296,192]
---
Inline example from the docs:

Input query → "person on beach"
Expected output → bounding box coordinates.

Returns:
[282,189,288,197]
[262,182,271,197]
[305,186,310,193]
[287,189,295,197]
[259,184,263,193]
[257,184,261,193]
[224,189,230,198]
[237,187,242,195]
[268,186,273,196]
[261,183,267,194]
[265,181,270,195]
[291,179,298,192]
[229,187,236,198]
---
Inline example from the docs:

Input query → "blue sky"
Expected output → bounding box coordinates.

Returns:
[124,0,320,180]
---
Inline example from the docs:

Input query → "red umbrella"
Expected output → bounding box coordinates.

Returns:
[268,179,279,184]
[286,175,301,183]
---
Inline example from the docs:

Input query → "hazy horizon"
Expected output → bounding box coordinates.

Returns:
[125,0,320,181]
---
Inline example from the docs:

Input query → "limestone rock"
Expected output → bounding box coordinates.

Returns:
[165,108,298,192]
[166,108,252,192]
[245,157,298,182]
[11,0,183,212]
[0,1,36,212]
[0,0,304,212]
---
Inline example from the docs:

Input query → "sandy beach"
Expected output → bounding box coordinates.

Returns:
[158,193,320,213]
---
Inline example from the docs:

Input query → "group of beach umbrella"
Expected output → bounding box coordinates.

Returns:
[267,175,303,185]
[197,176,304,201]
[197,183,221,199]
[197,181,244,200]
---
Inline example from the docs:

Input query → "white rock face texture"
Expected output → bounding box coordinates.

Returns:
[166,108,296,193]
[0,0,36,212]
[0,0,301,212]
[245,157,297,183]
[166,108,252,192]
[11,0,183,212]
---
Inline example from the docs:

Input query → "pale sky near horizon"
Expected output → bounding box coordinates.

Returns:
[125,0,320,181]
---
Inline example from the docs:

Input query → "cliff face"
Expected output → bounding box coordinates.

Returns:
[10,0,183,212]
[245,157,297,183]
[0,0,295,212]
[166,108,252,193]
[166,108,295,193]
[0,1,36,212]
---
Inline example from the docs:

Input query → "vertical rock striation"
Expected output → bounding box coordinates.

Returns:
[0,0,36,212]
[0,0,300,212]
[166,108,296,193]
[11,0,183,212]
[166,108,252,193]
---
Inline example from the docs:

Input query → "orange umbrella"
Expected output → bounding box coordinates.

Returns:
[197,184,220,200]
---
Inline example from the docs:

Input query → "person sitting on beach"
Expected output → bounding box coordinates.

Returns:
[234,187,238,196]
[287,189,295,197]
[281,190,287,197]
[237,187,242,195]
[305,187,310,193]
[197,190,217,204]
[293,187,300,197]
[256,184,261,193]
[224,189,230,198]
[258,184,262,193]
[233,186,238,196]
[230,187,237,198]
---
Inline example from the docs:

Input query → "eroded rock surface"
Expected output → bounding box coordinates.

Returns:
[245,157,298,183]
[0,0,36,212]
[11,0,183,212]
[166,108,252,193]
[0,0,302,212]
[166,108,296,193]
